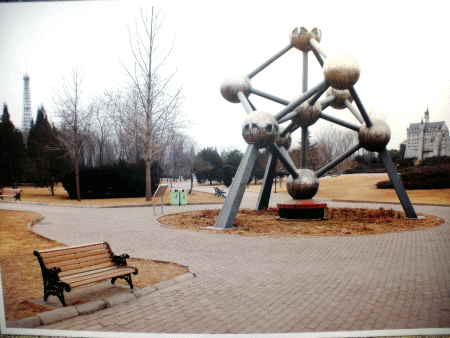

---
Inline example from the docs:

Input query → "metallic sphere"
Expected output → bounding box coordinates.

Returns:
[242,111,280,149]
[290,26,322,52]
[220,75,252,103]
[286,169,319,200]
[275,127,292,150]
[323,52,361,90]
[358,119,391,152]
[326,87,353,110]
[292,100,321,127]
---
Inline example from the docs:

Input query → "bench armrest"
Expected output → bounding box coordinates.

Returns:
[33,250,70,292]
[113,253,130,266]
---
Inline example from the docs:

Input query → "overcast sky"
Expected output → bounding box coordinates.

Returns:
[1,0,450,155]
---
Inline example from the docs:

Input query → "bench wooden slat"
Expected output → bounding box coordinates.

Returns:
[61,265,120,281]
[45,252,112,269]
[43,248,111,264]
[38,243,108,258]
[51,257,114,272]
[58,262,115,277]
[66,267,138,288]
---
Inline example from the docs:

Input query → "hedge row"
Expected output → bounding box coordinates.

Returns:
[61,161,163,199]
[376,164,450,190]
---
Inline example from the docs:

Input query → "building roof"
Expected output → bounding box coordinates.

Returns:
[408,121,447,133]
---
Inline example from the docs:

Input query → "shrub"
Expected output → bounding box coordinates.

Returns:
[61,161,163,199]
[376,164,450,190]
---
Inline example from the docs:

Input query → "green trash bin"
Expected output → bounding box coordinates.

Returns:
[170,189,180,206]
[179,189,187,206]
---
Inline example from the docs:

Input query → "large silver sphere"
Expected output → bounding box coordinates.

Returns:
[326,87,353,110]
[242,111,279,149]
[358,119,391,152]
[291,100,321,127]
[220,75,252,103]
[323,52,361,90]
[275,127,292,150]
[286,169,319,200]
[290,26,322,52]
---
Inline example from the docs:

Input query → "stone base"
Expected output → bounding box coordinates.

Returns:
[277,199,327,220]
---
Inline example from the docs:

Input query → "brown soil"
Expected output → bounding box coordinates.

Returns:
[0,210,188,322]
[159,208,444,237]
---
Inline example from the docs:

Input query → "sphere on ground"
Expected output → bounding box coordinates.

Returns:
[242,111,279,149]
[358,119,391,152]
[286,169,319,200]
[291,100,321,127]
[290,26,322,52]
[323,52,360,90]
[326,87,353,110]
[274,127,292,150]
[220,75,252,103]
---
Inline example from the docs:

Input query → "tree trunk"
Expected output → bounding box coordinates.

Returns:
[75,155,81,201]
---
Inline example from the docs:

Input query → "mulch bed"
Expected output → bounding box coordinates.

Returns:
[158,207,444,237]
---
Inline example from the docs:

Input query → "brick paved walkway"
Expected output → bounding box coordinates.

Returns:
[1,189,449,334]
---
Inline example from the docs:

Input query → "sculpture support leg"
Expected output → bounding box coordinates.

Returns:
[214,144,259,229]
[256,153,278,210]
[378,149,418,219]
[301,127,308,168]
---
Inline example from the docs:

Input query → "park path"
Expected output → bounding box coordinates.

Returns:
[1,183,449,334]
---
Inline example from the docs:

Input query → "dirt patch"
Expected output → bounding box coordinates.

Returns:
[0,210,188,321]
[158,208,444,237]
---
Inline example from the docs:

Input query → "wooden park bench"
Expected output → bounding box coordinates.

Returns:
[214,187,226,197]
[0,188,22,201]
[33,241,138,307]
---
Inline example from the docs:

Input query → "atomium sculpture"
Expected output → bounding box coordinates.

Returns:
[215,26,418,229]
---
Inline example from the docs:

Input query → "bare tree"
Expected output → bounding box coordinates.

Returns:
[119,7,187,200]
[52,65,92,201]
[90,93,114,166]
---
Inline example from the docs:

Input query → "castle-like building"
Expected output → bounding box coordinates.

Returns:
[404,108,450,159]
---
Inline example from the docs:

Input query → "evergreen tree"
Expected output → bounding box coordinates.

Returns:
[27,105,70,194]
[193,147,224,185]
[0,103,27,187]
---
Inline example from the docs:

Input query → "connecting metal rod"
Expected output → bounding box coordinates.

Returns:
[247,44,293,79]
[378,149,417,219]
[247,97,257,111]
[309,39,328,59]
[319,95,335,109]
[268,143,298,179]
[275,80,327,121]
[316,143,362,178]
[278,111,297,124]
[302,51,308,93]
[349,87,373,127]
[312,48,324,67]
[237,91,254,115]
[280,121,296,137]
[214,144,259,229]
[344,99,364,124]
[309,82,330,105]
[250,87,290,106]
[319,112,361,132]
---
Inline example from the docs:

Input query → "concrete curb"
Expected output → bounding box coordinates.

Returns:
[6,272,196,329]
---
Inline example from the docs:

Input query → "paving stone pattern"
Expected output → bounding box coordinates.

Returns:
[1,188,449,334]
